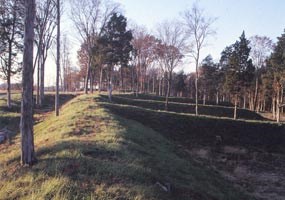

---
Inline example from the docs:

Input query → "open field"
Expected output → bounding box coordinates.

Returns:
[0,94,252,200]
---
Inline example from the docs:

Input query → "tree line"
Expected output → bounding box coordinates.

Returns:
[74,1,285,122]
[1,0,285,165]
[0,0,60,165]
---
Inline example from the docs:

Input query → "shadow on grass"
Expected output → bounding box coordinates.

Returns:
[4,109,251,200]
[99,99,285,154]
[104,95,264,121]
[117,93,234,107]
[34,94,77,113]
[0,94,252,200]
[0,94,77,145]
[0,115,20,142]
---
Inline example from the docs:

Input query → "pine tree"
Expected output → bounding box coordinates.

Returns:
[222,31,255,119]
[199,55,218,104]
[101,13,133,101]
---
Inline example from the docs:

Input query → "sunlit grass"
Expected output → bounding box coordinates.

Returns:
[0,94,251,200]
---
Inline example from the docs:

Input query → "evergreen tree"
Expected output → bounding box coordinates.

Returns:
[221,31,255,119]
[173,70,186,97]
[199,55,218,104]
[101,13,133,101]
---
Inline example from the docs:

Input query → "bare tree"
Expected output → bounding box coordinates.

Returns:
[182,3,216,115]
[21,0,36,166]
[0,0,24,108]
[156,20,185,110]
[61,35,71,91]
[55,0,60,116]
[70,0,119,94]
[131,25,158,95]
[35,0,57,106]
[250,35,273,111]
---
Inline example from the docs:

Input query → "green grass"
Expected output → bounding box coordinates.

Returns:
[0,94,251,200]
[100,98,285,154]
[118,93,234,107]
[106,94,264,121]
[0,94,22,137]
[0,93,76,141]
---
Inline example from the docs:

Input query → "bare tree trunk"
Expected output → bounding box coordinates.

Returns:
[108,68,113,102]
[36,71,40,105]
[99,66,103,93]
[243,93,246,109]
[281,88,284,114]
[7,73,11,109]
[39,56,45,106]
[165,80,170,110]
[158,78,161,96]
[165,73,172,111]
[253,77,259,111]
[203,91,206,105]
[263,99,266,112]
[36,53,40,105]
[131,66,134,93]
[37,34,43,106]
[84,61,90,94]
[256,96,260,112]
[248,92,253,111]
[152,76,155,94]
[7,41,13,109]
[90,72,94,93]
[272,96,276,120]
[121,68,124,93]
[256,100,263,112]
[277,88,281,123]
[162,77,166,96]
[195,57,199,115]
[234,95,238,120]
[216,91,219,105]
[136,75,139,97]
[21,0,36,166]
[55,0,60,117]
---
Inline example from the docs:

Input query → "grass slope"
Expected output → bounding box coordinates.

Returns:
[117,94,233,107]
[100,99,285,154]
[0,94,21,135]
[107,95,264,121]
[0,93,76,142]
[0,94,250,200]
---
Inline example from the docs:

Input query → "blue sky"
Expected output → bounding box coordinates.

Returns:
[2,0,284,85]
[118,0,285,70]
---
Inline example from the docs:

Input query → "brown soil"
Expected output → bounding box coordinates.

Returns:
[190,146,285,200]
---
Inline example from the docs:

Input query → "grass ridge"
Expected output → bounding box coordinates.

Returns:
[0,94,252,200]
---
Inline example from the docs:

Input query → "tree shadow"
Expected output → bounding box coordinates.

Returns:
[100,100,285,154]
[1,95,252,200]
[34,94,77,113]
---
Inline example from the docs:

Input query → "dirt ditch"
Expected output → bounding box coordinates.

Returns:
[190,146,285,200]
